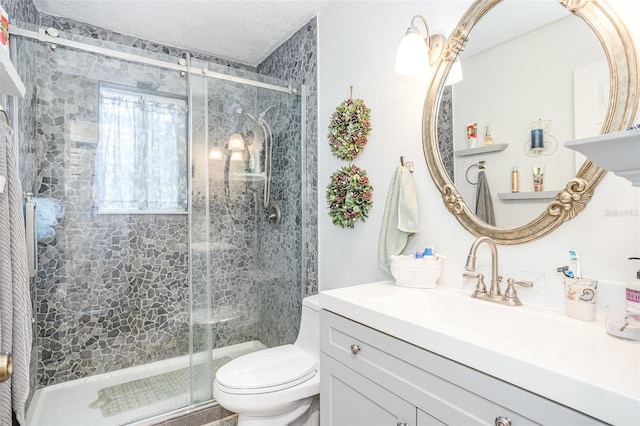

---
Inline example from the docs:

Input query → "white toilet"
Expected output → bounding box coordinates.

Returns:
[213,295,321,426]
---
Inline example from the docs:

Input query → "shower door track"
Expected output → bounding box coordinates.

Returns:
[10,26,300,95]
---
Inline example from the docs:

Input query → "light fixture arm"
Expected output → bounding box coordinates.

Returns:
[410,15,431,48]
[408,14,445,66]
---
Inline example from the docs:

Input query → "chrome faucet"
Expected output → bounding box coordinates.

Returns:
[463,236,533,306]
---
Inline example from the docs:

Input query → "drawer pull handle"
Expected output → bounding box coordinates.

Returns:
[495,416,512,426]
[397,423,408,426]
[350,344,361,355]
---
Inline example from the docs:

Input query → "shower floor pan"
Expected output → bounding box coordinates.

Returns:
[26,340,265,426]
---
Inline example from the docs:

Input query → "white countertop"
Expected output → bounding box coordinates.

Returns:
[320,281,640,425]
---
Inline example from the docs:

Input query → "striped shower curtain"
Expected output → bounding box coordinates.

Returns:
[0,120,32,426]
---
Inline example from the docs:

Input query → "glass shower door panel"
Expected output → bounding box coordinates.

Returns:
[34,39,191,424]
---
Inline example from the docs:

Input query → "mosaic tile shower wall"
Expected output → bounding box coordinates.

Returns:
[258,18,318,298]
[20,14,309,388]
[437,86,454,181]
[256,18,317,345]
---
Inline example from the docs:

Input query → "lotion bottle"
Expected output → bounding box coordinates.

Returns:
[484,126,493,145]
[627,257,640,317]
[511,166,520,193]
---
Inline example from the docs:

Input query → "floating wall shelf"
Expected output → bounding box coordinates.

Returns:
[454,143,508,157]
[498,191,559,201]
[565,128,640,187]
[0,48,25,98]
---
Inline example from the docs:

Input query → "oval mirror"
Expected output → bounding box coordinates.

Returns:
[423,0,638,244]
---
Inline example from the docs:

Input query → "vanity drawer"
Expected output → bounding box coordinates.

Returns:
[320,309,603,425]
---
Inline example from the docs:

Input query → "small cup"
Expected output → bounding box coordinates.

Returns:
[563,277,597,321]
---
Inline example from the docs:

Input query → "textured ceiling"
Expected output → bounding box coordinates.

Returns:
[33,0,331,66]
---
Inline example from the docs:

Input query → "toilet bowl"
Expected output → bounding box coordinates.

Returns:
[213,295,321,426]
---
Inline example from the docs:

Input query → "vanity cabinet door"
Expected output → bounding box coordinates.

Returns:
[321,353,416,426]
[417,409,445,426]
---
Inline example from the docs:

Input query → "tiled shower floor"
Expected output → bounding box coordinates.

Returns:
[27,341,265,426]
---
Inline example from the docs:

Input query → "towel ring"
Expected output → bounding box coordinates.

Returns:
[0,106,9,126]
[465,160,486,185]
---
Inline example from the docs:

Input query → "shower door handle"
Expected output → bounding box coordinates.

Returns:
[0,352,12,383]
[24,193,37,278]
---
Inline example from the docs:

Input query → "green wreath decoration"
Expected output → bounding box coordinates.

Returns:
[328,98,372,161]
[326,165,373,228]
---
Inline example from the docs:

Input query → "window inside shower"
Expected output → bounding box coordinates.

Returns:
[95,83,188,214]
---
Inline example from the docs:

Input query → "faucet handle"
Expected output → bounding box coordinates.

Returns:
[504,278,533,306]
[506,278,533,288]
[464,272,487,297]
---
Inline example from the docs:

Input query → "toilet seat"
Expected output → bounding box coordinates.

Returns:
[215,344,318,395]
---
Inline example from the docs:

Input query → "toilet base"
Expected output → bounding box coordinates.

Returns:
[237,395,319,426]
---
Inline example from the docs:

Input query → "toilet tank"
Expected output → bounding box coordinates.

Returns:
[294,294,320,357]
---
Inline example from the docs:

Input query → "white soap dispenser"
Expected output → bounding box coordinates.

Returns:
[626,257,640,317]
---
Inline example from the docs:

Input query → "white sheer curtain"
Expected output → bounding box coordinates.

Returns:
[95,87,186,212]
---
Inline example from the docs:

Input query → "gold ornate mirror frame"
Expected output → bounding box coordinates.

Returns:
[423,0,638,244]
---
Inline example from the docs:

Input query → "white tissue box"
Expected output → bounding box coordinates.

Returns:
[389,255,442,289]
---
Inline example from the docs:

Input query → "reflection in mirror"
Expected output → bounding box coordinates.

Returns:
[423,0,638,244]
[437,0,607,228]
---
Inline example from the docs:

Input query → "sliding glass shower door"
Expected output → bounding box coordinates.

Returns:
[188,59,305,405]
[16,21,304,426]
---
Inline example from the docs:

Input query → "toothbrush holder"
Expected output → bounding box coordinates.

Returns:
[563,277,597,321]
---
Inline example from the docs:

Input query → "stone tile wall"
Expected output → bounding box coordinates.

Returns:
[437,86,454,181]
[257,18,318,298]
[15,12,310,388]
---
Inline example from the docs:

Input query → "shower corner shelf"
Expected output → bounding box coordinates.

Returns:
[233,171,266,182]
[0,48,25,98]
[454,143,508,157]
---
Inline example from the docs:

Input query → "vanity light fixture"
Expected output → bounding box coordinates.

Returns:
[395,15,445,76]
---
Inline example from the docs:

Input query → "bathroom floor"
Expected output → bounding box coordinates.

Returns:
[27,341,265,426]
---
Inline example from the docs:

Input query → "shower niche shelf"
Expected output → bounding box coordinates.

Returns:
[233,171,266,182]
[0,48,25,97]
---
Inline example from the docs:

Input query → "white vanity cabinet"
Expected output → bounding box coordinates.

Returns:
[320,309,602,426]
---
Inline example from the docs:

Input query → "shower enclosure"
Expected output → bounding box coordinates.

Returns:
[13,23,305,426]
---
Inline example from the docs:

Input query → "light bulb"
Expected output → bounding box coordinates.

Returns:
[208,147,222,160]
[228,133,245,151]
[395,30,429,75]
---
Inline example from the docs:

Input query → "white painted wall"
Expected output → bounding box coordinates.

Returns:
[318,0,640,314]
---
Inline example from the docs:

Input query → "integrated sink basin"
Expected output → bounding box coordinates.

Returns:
[320,281,640,425]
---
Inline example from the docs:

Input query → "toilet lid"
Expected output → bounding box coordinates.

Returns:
[215,344,318,394]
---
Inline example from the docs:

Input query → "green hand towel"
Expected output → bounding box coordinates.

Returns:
[378,166,420,273]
